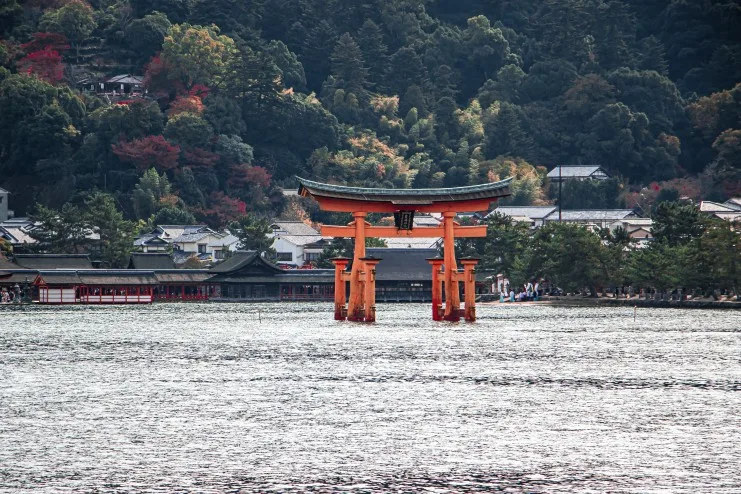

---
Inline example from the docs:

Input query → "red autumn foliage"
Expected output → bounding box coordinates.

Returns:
[144,54,184,99]
[21,32,69,54]
[112,135,181,172]
[167,95,205,117]
[203,191,247,227]
[227,164,272,189]
[183,147,219,169]
[115,100,136,105]
[17,47,64,83]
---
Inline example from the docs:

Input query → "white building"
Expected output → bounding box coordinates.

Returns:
[134,225,239,261]
[700,201,741,222]
[268,221,330,267]
[486,206,558,228]
[543,209,639,229]
[0,217,38,248]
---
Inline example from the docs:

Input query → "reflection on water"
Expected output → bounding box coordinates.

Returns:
[0,303,739,493]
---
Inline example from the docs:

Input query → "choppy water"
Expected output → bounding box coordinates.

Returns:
[0,303,739,493]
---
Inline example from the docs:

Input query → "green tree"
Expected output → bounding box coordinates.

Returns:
[356,19,388,89]
[329,33,370,105]
[125,11,172,61]
[265,40,307,92]
[39,0,97,61]
[164,112,213,148]
[161,23,237,88]
[29,202,92,253]
[84,192,138,268]
[132,168,171,219]
[482,212,530,277]
[153,206,196,225]
[651,201,706,246]
[228,214,274,252]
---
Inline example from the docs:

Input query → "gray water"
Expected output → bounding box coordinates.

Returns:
[0,303,739,493]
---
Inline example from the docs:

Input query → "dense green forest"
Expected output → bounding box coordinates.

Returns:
[0,0,740,227]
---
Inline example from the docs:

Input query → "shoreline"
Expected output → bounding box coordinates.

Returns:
[481,296,741,310]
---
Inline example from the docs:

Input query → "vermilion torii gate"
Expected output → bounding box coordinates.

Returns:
[297,177,512,322]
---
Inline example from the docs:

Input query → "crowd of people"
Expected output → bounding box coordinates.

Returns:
[496,279,542,303]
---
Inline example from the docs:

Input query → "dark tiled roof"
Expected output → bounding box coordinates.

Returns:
[154,271,213,283]
[0,256,19,270]
[14,254,93,269]
[35,271,83,285]
[129,253,175,270]
[297,177,512,205]
[76,271,158,285]
[209,251,283,274]
[367,248,438,281]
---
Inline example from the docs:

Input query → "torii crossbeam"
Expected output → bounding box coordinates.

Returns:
[297,177,512,322]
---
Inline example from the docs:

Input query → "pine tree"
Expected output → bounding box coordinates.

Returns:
[330,33,370,104]
[356,19,388,89]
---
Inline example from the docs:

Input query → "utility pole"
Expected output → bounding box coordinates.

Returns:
[558,165,562,222]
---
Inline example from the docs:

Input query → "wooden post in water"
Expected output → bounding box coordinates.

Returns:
[330,257,350,320]
[460,257,480,322]
[427,257,444,321]
[442,211,461,322]
[347,212,367,321]
[360,256,381,322]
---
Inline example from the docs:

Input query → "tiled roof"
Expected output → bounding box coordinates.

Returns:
[298,177,512,204]
[173,231,215,243]
[700,201,738,213]
[545,209,637,221]
[273,235,328,247]
[367,248,439,281]
[209,251,284,274]
[488,206,557,219]
[0,226,37,244]
[724,198,741,210]
[547,165,607,178]
[14,254,93,269]
[154,271,213,283]
[270,221,320,236]
[106,74,144,84]
[207,234,239,248]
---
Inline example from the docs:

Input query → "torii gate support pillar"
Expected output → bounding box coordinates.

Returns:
[360,256,381,322]
[330,257,350,320]
[442,211,461,322]
[427,257,444,321]
[347,212,367,322]
[460,258,480,322]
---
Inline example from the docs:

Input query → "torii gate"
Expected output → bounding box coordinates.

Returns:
[297,177,512,323]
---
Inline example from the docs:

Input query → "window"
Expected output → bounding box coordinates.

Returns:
[305,252,320,262]
[277,252,292,262]
[198,243,207,253]
[215,249,224,260]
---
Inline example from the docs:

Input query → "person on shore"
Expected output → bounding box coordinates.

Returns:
[534,282,540,301]
[509,289,515,302]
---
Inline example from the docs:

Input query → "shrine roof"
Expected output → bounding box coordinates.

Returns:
[297,177,512,205]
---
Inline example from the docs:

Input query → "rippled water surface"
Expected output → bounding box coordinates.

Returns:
[1,303,739,493]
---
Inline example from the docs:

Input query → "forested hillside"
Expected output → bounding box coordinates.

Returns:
[1,0,739,226]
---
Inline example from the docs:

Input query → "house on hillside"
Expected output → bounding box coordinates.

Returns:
[104,74,145,95]
[133,225,239,263]
[486,206,558,228]
[547,165,609,182]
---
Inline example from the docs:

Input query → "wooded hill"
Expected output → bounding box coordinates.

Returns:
[0,0,739,226]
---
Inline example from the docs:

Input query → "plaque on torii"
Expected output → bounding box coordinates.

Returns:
[297,177,512,322]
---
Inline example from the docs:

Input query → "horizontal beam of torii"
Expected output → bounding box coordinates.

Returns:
[321,222,487,238]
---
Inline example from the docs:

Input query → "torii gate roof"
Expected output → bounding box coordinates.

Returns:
[297,177,513,213]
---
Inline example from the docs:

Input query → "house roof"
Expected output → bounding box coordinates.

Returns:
[545,210,637,222]
[0,226,37,244]
[0,256,18,270]
[14,254,93,269]
[297,177,512,205]
[207,234,239,248]
[270,221,320,236]
[413,214,441,226]
[173,231,220,243]
[106,74,145,85]
[367,248,439,281]
[76,270,158,285]
[0,271,38,284]
[0,187,9,194]
[154,271,213,283]
[273,235,329,247]
[134,234,169,246]
[129,253,175,270]
[487,206,558,220]
[700,201,738,213]
[546,165,608,179]
[35,271,83,285]
[724,198,741,210]
[209,251,284,274]
[155,225,210,239]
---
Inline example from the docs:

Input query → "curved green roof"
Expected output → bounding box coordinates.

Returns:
[297,177,512,204]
